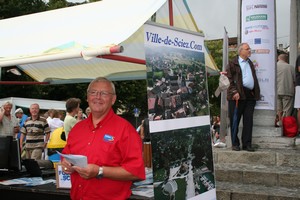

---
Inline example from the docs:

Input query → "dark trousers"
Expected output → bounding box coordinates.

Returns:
[228,99,256,147]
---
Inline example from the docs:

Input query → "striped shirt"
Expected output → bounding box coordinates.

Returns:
[21,116,51,149]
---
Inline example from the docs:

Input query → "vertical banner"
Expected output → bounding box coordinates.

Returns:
[241,0,276,110]
[144,22,216,200]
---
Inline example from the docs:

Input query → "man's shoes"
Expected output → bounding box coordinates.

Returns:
[243,146,255,152]
[214,142,227,148]
[232,146,240,151]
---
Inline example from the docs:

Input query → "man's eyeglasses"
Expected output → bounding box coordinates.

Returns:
[87,90,115,97]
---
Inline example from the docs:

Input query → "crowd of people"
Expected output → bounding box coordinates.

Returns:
[0,77,145,199]
[0,98,93,161]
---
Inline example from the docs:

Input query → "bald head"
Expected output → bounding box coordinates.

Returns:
[278,54,289,63]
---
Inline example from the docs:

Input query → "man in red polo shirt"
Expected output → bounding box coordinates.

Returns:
[61,77,145,200]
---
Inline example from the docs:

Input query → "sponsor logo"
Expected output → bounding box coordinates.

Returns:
[244,38,269,45]
[103,134,114,143]
[254,49,270,54]
[246,4,268,11]
[254,38,261,44]
[245,25,269,31]
[246,14,268,22]
[244,25,269,35]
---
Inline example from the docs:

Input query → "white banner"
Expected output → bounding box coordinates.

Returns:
[144,22,216,200]
[241,0,276,110]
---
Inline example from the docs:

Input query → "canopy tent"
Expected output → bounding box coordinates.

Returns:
[0,0,219,84]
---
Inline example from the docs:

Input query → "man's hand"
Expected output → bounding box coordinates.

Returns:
[72,164,99,179]
[233,93,240,100]
[61,158,75,175]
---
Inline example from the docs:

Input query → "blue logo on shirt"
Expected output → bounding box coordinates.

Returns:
[103,134,114,142]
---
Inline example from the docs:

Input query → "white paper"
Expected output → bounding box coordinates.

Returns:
[57,151,87,168]
[0,177,56,186]
[131,185,154,198]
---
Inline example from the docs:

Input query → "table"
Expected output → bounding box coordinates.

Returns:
[0,172,152,200]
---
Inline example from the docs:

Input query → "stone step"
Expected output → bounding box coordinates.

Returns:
[252,136,296,149]
[214,110,300,199]
[213,147,300,199]
[252,126,282,137]
[223,123,297,149]
[214,163,300,189]
[213,147,300,167]
[216,181,300,200]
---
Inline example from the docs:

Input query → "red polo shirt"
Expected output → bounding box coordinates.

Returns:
[62,109,145,200]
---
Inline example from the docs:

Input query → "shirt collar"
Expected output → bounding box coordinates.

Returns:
[87,108,114,128]
[239,56,248,63]
[239,57,248,62]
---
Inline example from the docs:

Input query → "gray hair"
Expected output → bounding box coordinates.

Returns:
[2,101,13,107]
[237,43,248,54]
[87,77,116,94]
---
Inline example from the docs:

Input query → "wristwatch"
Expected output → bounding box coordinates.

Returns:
[96,166,104,179]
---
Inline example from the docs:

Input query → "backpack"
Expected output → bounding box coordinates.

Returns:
[282,116,298,137]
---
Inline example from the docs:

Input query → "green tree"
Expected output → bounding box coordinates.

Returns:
[0,0,47,19]
[205,40,222,117]
[114,80,147,117]
[205,40,236,117]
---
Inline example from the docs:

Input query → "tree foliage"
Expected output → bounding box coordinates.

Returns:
[205,40,237,117]
[0,0,47,19]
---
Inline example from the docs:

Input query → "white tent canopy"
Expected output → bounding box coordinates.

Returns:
[0,0,219,84]
[0,97,66,114]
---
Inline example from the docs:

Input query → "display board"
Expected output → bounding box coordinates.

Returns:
[144,22,216,200]
[241,0,276,110]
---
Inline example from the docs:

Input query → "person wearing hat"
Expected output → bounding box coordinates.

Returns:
[15,108,28,140]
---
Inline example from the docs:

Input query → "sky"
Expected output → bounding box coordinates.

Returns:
[187,0,290,47]
[67,0,290,47]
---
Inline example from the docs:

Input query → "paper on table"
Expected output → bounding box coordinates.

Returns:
[0,177,56,186]
[56,151,87,168]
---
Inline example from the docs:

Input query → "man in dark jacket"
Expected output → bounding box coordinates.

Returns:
[226,43,260,152]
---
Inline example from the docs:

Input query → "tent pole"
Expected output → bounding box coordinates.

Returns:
[168,0,174,26]
[100,55,146,65]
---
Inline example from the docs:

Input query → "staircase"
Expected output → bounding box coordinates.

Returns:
[213,110,300,200]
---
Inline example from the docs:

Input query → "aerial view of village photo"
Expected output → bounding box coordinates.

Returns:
[145,46,209,121]
[151,126,215,199]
